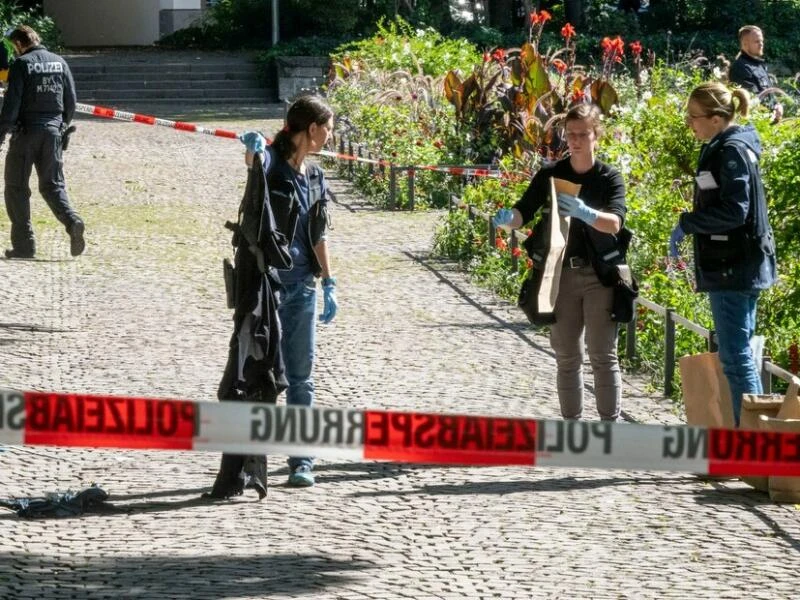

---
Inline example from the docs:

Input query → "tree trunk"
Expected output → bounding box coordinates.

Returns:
[564,0,584,26]
[488,0,515,31]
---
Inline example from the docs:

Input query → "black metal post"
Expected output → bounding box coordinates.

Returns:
[762,354,772,394]
[664,308,675,397]
[348,141,354,179]
[389,166,397,210]
[708,331,718,352]
[407,168,415,211]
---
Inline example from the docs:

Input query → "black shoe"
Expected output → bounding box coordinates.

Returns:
[4,248,35,259]
[69,220,85,256]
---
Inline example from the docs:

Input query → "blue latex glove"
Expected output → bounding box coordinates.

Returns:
[319,278,338,324]
[239,131,266,154]
[492,208,514,228]
[669,223,686,258]
[556,192,599,225]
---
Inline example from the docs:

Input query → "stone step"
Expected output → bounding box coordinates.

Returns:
[76,97,276,106]
[82,88,273,101]
[63,51,274,104]
[69,63,260,75]
[72,70,261,82]
[77,79,266,91]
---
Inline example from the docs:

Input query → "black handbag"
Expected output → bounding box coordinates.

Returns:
[610,269,639,323]
[583,225,638,323]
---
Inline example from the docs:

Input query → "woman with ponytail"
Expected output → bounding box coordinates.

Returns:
[669,82,777,426]
[240,95,337,488]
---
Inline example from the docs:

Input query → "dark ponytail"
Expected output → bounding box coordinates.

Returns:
[271,95,333,161]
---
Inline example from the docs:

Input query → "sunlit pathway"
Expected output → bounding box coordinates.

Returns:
[0,107,798,600]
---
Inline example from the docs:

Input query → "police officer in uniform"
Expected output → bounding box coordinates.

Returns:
[729,25,783,123]
[0,25,84,259]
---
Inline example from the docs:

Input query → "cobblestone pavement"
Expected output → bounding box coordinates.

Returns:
[0,107,799,600]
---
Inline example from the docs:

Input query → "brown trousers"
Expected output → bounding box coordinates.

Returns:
[550,265,621,421]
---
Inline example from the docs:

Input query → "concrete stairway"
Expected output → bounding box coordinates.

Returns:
[63,49,275,108]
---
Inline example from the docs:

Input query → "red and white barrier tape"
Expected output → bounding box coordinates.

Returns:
[75,102,510,179]
[75,102,239,140]
[1,388,799,476]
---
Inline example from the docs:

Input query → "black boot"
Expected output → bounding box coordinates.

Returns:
[69,220,85,256]
[4,248,35,259]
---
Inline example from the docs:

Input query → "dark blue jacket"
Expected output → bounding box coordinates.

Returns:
[0,45,76,138]
[729,53,772,95]
[679,124,777,292]
[729,52,780,110]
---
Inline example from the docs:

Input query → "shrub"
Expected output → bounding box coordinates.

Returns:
[0,2,61,49]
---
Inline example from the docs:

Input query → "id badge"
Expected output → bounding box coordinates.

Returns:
[695,171,719,190]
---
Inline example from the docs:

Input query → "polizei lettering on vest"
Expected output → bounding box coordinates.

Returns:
[250,406,364,446]
[24,394,194,437]
[536,420,612,454]
[0,391,25,430]
[662,426,708,459]
[27,61,64,74]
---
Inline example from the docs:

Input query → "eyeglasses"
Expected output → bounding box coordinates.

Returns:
[684,113,711,122]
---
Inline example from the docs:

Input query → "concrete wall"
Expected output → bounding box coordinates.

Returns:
[43,0,203,46]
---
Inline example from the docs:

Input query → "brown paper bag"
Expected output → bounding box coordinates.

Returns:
[679,352,735,429]
[739,394,785,492]
[759,415,800,503]
[535,178,574,316]
[776,379,800,419]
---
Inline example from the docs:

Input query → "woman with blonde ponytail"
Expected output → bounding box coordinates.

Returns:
[669,82,777,426]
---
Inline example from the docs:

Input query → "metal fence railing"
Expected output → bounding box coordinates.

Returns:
[453,197,797,397]
[328,142,798,397]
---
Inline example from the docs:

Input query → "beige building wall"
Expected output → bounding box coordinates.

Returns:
[43,0,203,46]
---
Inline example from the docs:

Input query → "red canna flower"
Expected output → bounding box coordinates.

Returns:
[601,36,626,64]
[561,23,576,41]
[629,41,643,57]
[571,88,586,103]
[483,51,491,63]
[496,236,508,251]
[529,10,550,26]
[491,48,507,63]
[512,247,522,258]
[551,58,567,74]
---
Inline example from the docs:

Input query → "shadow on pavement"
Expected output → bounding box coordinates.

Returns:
[404,250,555,358]
[269,460,417,485]
[0,322,71,334]
[691,486,800,550]
[349,474,700,498]
[0,552,375,598]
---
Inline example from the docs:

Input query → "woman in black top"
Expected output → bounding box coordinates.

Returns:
[494,104,627,421]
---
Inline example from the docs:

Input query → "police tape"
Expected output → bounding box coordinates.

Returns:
[73,102,510,179]
[2,388,800,477]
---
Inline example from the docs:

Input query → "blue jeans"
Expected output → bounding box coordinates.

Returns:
[708,290,762,427]
[278,276,317,470]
